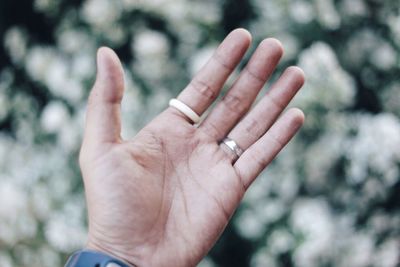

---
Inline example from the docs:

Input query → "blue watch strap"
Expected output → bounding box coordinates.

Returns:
[65,249,132,267]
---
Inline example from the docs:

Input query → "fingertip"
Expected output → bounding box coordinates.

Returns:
[287,66,305,77]
[97,46,110,58]
[97,46,115,70]
[96,46,124,88]
[93,47,125,104]
[97,47,124,75]
[228,28,253,48]
[97,46,119,60]
[287,66,305,84]
[287,107,305,127]
[232,28,252,43]
[284,66,306,88]
[260,38,284,57]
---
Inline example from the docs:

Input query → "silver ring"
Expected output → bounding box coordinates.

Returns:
[221,137,244,159]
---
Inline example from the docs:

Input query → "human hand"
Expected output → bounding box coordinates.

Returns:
[79,29,305,267]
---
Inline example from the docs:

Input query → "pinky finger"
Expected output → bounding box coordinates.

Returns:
[234,108,304,189]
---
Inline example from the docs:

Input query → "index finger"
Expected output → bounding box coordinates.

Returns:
[174,29,252,121]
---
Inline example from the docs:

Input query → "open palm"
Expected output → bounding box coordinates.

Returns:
[79,29,305,267]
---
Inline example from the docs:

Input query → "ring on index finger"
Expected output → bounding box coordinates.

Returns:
[169,98,201,124]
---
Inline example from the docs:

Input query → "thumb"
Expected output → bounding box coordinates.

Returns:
[84,47,125,145]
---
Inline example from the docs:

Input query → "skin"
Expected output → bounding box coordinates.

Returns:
[79,29,305,267]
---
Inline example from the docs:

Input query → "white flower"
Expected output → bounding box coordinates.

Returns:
[41,101,70,134]
[381,82,400,116]
[258,200,286,224]
[291,198,334,267]
[59,121,81,151]
[235,208,266,240]
[82,0,122,28]
[371,42,397,70]
[132,30,171,80]
[45,203,87,252]
[276,33,300,62]
[0,180,37,246]
[251,249,278,267]
[344,29,396,70]
[189,46,216,76]
[373,239,400,267]
[34,0,60,13]
[337,233,374,267]
[133,30,169,59]
[57,29,94,54]
[38,245,62,267]
[186,1,221,25]
[346,113,400,185]
[296,42,356,110]
[25,47,84,102]
[339,0,369,18]
[267,228,295,254]
[25,46,56,83]
[71,52,94,81]
[315,0,341,30]
[387,14,400,45]
[31,184,52,220]
[345,29,378,66]
[0,181,27,222]
[304,115,347,190]
[289,1,315,24]
[368,211,391,235]
[44,55,69,95]
[0,252,13,267]
[3,26,27,65]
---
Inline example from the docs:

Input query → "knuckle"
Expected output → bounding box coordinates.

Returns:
[244,67,265,84]
[267,133,285,149]
[222,94,246,115]
[265,94,285,110]
[189,78,216,101]
[89,82,123,105]
[212,52,234,72]
[202,121,222,139]
[248,151,268,171]
[244,118,264,139]
[253,148,270,168]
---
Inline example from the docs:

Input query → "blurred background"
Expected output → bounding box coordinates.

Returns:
[0,0,399,266]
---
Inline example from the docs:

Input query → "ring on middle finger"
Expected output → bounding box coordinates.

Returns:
[220,137,244,160]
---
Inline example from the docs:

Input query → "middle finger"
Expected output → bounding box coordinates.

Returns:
[224,66,305,162]
[199,38,283,140]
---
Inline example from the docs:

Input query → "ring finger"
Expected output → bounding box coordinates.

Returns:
[221,66,305,162]
[199,38,283,139]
